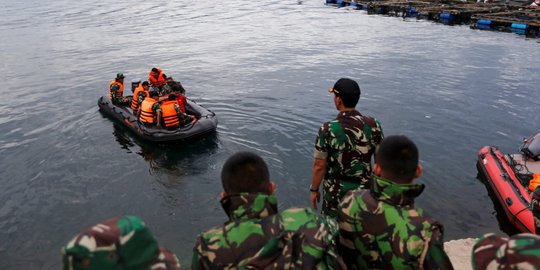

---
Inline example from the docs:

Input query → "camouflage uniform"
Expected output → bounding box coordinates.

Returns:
[338,176,453,269]
[192,193,343,269]
[531,185,540,234]
[472,233,540,270]
[110,83,132,106]
[314,110,383,218]
[167,103,193,127]
[163,81,186,95]
[62,216,181,270]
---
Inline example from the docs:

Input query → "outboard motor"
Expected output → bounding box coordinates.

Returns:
[131,78,141,93]
[520,132,540,161]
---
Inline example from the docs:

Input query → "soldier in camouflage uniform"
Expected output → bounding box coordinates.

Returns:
[338,135,453,269]
[310,78,384,218]
[62,215,181,270]
[470,186,540,269]
[192,151,344,269]
[109,73,132,106]
[472,233,540,269]
[532,185,540,234]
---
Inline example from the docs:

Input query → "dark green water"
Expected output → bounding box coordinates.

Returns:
[1,0,539,268]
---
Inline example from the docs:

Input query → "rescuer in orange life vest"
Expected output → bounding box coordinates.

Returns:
[149,67,167,90]
[109,73,131,106]
[131,81,150,112]
[160,94,197,129]
[138,91,161,126]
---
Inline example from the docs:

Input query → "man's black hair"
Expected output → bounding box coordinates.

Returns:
[221,152,270,194]
[375,135,419,183]
[151,68,159,73]
[168,94,176,100]
[333,78,360,108]
[142,81,149,86]
[149,91,159,98]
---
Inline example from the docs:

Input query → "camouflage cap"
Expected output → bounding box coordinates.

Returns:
[472,233,540,270]
[62,216,180,270]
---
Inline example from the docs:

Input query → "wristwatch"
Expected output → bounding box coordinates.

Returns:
[310,184,319,192]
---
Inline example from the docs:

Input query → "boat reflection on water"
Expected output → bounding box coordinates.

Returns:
[111,123,219,183]
[477,174,522,236]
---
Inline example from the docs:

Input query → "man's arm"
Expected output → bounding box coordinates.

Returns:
[110,84,120,103]
[311,124,329,210]
[154,104,162,127]
[191,236,205,270]
[422,223,454,270]
[311,158,326,210]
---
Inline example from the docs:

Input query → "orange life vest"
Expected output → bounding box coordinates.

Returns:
[148,68,166,87]
[161,100,180,128]
[139,97,158,124]
[131,84,150,111]
[109,80,124,100]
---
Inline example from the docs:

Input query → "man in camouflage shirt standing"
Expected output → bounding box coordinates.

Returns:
[338,135,453,269]
[310,78,384,218]
[192,151,344,269]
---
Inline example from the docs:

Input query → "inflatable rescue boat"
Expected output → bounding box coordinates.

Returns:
[476,133,540,233]
[98,96,217,142]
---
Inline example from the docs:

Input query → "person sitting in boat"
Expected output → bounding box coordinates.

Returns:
[163,77,186,96]
[160,94,197,129]
[138,91,161,126]
[149,67,167,90]
[109,73,131,106]
[131,81,150,112]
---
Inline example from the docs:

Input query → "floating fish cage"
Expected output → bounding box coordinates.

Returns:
[471,10,540,37]
[329,0,540,37]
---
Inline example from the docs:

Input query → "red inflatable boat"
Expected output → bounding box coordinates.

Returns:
[477,133,540,233]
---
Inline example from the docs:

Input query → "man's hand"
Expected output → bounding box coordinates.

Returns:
[310,190,320,210]
[190,116,198,125]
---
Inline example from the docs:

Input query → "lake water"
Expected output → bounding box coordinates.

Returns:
[1,0,539,268]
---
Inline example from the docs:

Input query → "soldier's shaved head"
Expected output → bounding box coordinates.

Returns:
[375,135,419,183]
[221,151,270,194]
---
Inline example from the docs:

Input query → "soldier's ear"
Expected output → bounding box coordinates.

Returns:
[374,164,381,176]
[414,164,423,179]
[220,191,227,199]
[268,181,276,193]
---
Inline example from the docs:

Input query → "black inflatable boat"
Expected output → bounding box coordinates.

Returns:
[98,96,217,142]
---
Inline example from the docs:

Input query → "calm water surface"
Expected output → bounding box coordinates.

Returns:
[1,0,539,268]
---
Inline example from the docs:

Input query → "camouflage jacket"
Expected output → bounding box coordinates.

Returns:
[192,193,343,269]
[472,233,540,269]
[314,110,383,218]
[338,176,453,269]
[531,185,540,233]
[62,216,181,270]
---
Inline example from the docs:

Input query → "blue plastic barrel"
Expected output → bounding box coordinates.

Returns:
[350,2,359,7]
[439,13,454,20]
[477,24,491,30]
[477,19,492,25]
[336,0,346,7]
[361,5,368,10]
[511,28,526,35]
[511,23,527,30]
[326,0,337,4]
